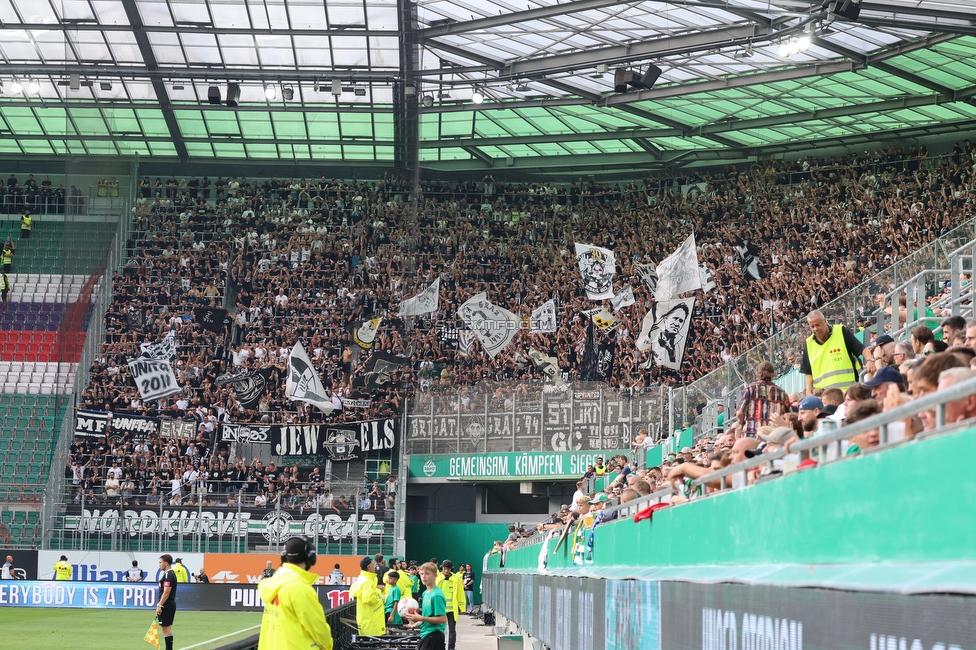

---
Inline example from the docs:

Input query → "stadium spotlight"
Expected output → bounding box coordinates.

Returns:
[10,79,23,94]
[100,81,113,91]
[354,87,367,97]
[282,86,294,101]
[471,90,484,104]
[207,85,221,104]
[27,79,39,95]
[421,94,434,108]
[264,84,277,100]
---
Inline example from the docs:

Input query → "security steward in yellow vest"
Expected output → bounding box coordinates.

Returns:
[435,560,466,650]
[2,239,13,273]
[1,273,10,303]
[349,556,386,636]
[54,555,72,580]
[800,310,864,396]
[20,210,32,239]
[172,558,189,583]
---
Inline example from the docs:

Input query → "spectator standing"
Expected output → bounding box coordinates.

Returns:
[736,361,792,437]
[1,555,14,579]
[349,556,386,636]
[800,310,864,395]
[462,564,474,613]
[262,561,276,580]
[328,563,344,585]
[435,560,466,650]
[172,558,189,583]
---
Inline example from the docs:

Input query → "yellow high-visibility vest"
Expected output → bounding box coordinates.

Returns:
[20,215,32,231]
[806,325,858,391]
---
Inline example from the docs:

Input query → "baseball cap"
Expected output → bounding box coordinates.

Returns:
[589,494,610,505]
[680,447,692,454]
[874,334,895,346]
[798,396,824,411]
[360,557,373,570]
[758,426,796,445]
[863,366,905,387]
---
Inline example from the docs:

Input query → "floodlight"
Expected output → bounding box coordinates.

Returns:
[471,91,484,104]
[207,85,221,104]
[226,83,241,107]
[777,42,790,57]
[282,86,294,101]
[797,35,811,51]
[10,80,23,94]
[421,95,434,108]
[27,79,39,95]
[264,85,277,100]
[354,87,367,96]
[100,81,113,91]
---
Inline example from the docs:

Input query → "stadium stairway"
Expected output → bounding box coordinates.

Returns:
[0,221,116,547]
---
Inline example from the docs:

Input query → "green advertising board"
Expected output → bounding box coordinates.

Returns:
[408,450,630,481]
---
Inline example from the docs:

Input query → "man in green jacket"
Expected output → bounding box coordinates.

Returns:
[257,537,332,650]
[349,556,386,636]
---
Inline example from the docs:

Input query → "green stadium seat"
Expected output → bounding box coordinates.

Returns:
[27,511,39,525]
[1,511,12,524]
[12,511,26,524]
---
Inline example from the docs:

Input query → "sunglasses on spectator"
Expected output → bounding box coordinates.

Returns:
[923,350,935,356]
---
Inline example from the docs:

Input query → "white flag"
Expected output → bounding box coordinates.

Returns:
[610,286,636,311]
[530,299,557,334]
[127,357,182,401]
[637,298,695,370]
[529,348,566,388]
[285,342,334,413]
[698,265,716,293]
[140,330,177,361]
[655,234,701,300]
[574,243,616,300]
[399,278,440,317]
[458,294,520,358]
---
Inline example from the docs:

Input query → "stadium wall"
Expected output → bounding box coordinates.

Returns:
[405,522,510,605]
[490,424,976,570]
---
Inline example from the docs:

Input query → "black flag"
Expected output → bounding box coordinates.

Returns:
[126,308,145,333]
[227,368,275,410]
[736,241,764,281]
[595,337,617,383]
[354,350,412,392]
[193,307,228,334]
[579,317,600,382]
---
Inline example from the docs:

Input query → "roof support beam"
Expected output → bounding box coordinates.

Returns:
[632,138,662,159]
[507,24,772,78]
[13,23,398,37]
[119,0,187,162]
[418,0,643,39]
[0,65,399,83]
[859,2,976,23]
[856,16,976,37]
[462,146,494,165]
[813,38,957,97]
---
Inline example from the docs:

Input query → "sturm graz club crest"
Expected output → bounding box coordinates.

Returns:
[262,510,294,543]
[577,245,615,299]
[322,428,361,462]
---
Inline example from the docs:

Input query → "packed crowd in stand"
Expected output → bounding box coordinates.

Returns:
[62,142,976,506]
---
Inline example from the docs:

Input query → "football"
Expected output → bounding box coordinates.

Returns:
[396,597,420,617]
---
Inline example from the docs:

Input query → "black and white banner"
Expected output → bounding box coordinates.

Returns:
[458,293,520,358]
[637,297,695,370]
[698,264,716,293]
[529,348,566,389]
[457,330,476,355]
[351,317,382,349]
[159,418,197,439]
[529,299,557,334]
[634,262,659,294]
[75,410,161,438]
[219,418,400,461]
[399,278,440,317]
[341,398,372,409]
[354,350,412,392]
[139,331,177,362]
[655,233,701,300]
[575,243,616,300]
[127,358,182,401]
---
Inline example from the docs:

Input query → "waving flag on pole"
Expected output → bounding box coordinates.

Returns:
[144,619,161,649]
[399,278,440,317]
[529,299,557,334]
[655,233,701,300]
[698,265,716,293]
[610,286,635,311]
[737,241,764,281]
[574,243,616,300]
[634,262,659,294]
[285,342,334,413]
[458,293,520,358]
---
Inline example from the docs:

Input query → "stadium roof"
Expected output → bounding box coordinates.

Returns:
[0,0,974,174]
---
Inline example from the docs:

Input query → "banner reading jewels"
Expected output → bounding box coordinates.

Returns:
[0,580,349,612]
[61,504,390,547]
[219,418,400,462]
